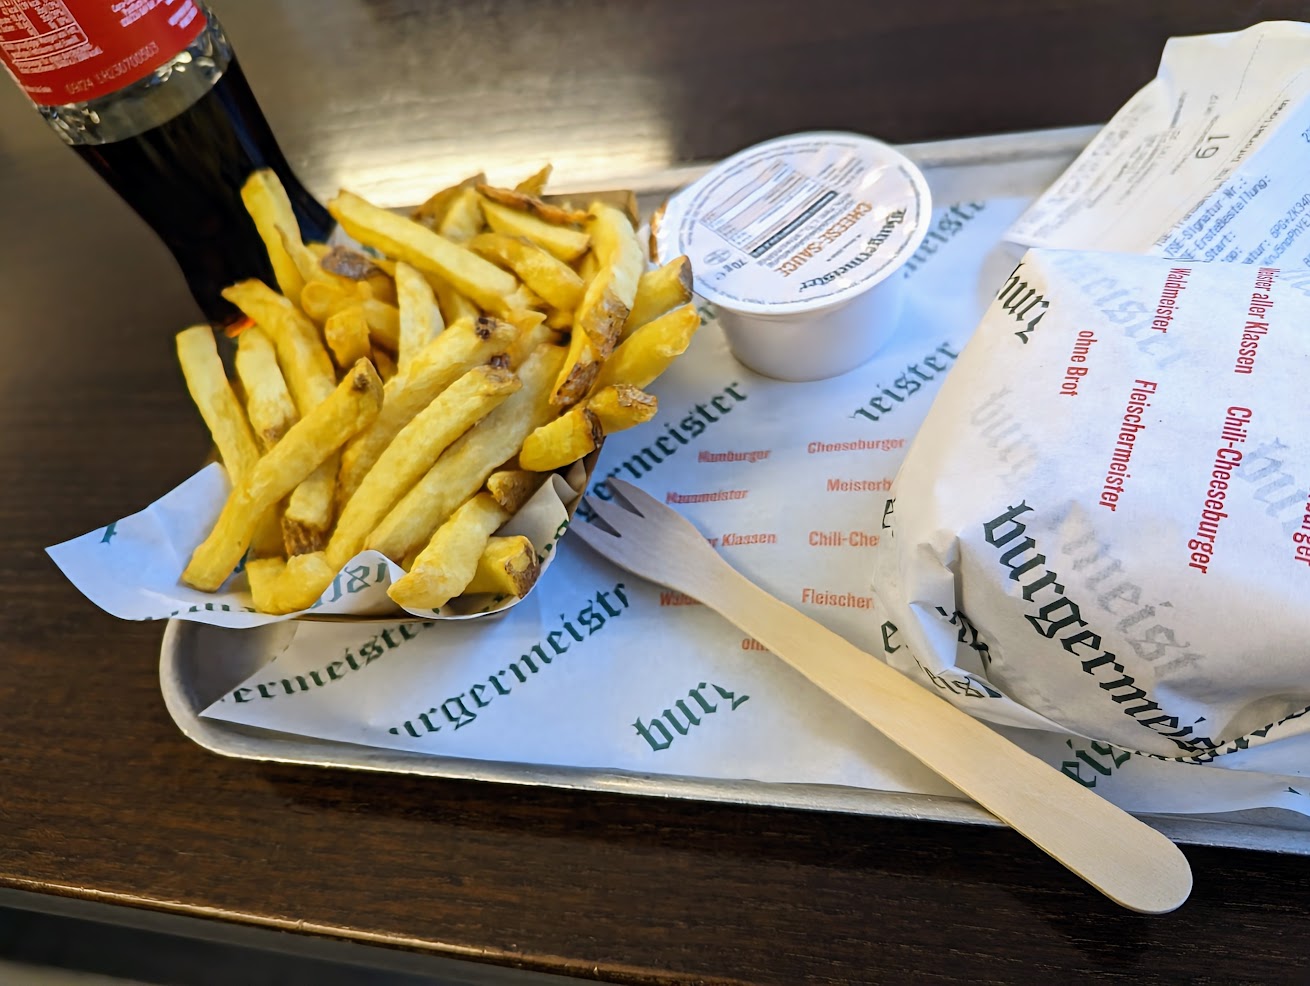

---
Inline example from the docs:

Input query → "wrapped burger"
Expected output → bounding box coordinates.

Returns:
[871,248,1310,776]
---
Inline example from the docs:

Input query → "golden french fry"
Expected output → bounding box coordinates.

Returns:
[176,325,260,485]
[476,184,589,226]
[468,232,585,312]
[361,299,401,352]
[327,364,520,571]
[513,164,551,196]
[367,344,566,562]
[301,278,401,351]
[387,493,510,610]
[485,469,546,514]
[241,170,308,304]
[307,242,331,259]
[504,309,556,368]
[480,198,590,262]
[183,360,384,592]
[222,280,335,410]
[395,261,444,373]
[325,305,372,370]
[273,551,336,614]
[624,256,693,340]
[245,556,286,613]
[223,279,341,553]
[551,203,644,405]
[592,303,700,392]
[372,346,398,382]
[437,186,486,244]
[575,249,598,283]
[545,307,573,330]
[413,173,485,232]
[318,246,398,304]
[519,405,602,472]
[283,464,336,555]
[587,384,658,432]
[427,275,481,325]
[234,327,298,450]
[587,201,644,317]
[552,326,601,408]
[337,316,518,501]
[464,535,540,597]
[329,190,532,315]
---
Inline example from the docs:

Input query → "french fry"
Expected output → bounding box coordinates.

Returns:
[469,232,585,312]
[367,344,566,563]
[427,275,481,325]
[395,261,444,373]
[477,183,589,226]
[318,246,398,305]
[324,305,372,370]
[271,551,336,614]
[587,202,644,316]
[329,190,533,315]
[223,279,341,553]
[412,172,485,231]
[176,325,260,484]
[222,280,335,410]
[464,535,540,597]
[551,203,644,406]
[437,186,486,244]
[387,493,510,610]
[575,249,598,283]
[240,169,308,304]
[234,327,298,450]
[182,360,384,592]
[245,556,286,614]
[372,346,398,382]
[519,405,602,472]
[485,469,546,513]
[301,279,402,351]
[591,303,701,392]
[623,256,693,340]
[337,316,518,501]
[480,198,590,262]
[514,164,551,196]
[587,384,658,433]
[327,364,520,571]
[504,309,556,368]
[545,307,573,330]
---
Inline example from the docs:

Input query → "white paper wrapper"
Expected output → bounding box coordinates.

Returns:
[872,248,1310,777]
[1008,20,1310,264]
[183,197,1310,818]
[46,459,588,627]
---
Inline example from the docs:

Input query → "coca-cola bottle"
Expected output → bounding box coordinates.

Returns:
[0,1,331,325]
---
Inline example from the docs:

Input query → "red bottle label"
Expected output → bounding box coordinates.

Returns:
[0,0,206,106]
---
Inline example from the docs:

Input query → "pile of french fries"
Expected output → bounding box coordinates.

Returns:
[176,165,698,615]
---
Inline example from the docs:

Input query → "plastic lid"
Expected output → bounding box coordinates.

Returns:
[654,132,931,316]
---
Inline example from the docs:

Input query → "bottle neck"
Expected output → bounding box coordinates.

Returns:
[39,9,230,146]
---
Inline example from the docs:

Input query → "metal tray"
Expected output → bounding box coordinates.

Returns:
[160,127,1310,855]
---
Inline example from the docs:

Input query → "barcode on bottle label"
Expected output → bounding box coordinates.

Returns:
[0,0,205,105]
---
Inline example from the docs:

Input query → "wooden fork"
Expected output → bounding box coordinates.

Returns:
[570,478,1193,914]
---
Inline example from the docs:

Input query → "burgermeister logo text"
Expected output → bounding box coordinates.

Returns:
[798,209,904,291]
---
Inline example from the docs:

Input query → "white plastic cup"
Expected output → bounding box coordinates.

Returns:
[654,131,931,381]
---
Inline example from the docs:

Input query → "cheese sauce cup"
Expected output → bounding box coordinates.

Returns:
[654,132,931,381]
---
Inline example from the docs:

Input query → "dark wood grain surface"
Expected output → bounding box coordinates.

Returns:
[4,1,1310,982]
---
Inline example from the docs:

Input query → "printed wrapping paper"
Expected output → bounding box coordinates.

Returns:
[872,248,1310,776]
[190,197,1310,818]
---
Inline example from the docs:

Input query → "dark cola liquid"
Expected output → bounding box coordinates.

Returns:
[73,58,332,326]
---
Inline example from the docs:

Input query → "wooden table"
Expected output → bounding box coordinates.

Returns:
[4,2,1310,982]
